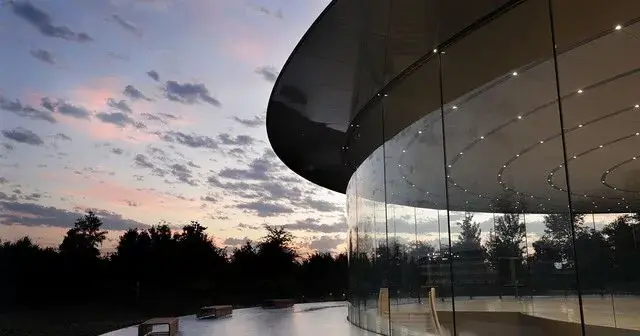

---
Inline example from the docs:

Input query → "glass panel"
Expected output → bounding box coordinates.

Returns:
[554,0,640,332]
[440,0,581,334]
[346,98,390,334]
[381,58,452,335]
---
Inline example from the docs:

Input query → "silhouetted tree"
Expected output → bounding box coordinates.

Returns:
[59,211,107,258]
[485,213,525,290]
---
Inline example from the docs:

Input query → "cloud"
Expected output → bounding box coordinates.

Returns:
[168,163,197,186]
[201,195,216,203]
[147,70,160,81]
[42,98,91,119]
[2,128,44,146]
[308,236,344,252]
[223,236,249,246]
[236,223,260,231]
[246,4,283,19]
[159,131,218,150]
[140,113,165,124]
[29,48,55,64]
[0,201,148,230]
[282,217,347,234]
[111,14,140,35]
[164,80,221,107]
[0,95,56,123]
[106,98,132,113]
[10,1,93,42]
[235,200,294,217]
[133,154,165,176]
[217,152,274,181]
[255,66,279,82]
[95,111,136,127]
[0,177,7,184]
[123,85,151,101]
[293,197,342,213]
[111,147,124,155]
[232,115,264,128]
[218,133,255,146]
[54,133,72,141]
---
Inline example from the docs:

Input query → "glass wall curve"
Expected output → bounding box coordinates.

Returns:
[344,1,640,335]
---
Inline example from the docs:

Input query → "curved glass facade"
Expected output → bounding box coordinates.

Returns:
[344,1,640,335]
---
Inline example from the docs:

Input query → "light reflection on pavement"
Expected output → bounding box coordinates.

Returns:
[100,301,375,336]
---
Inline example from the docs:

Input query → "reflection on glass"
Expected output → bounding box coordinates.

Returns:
[346,0,640,335]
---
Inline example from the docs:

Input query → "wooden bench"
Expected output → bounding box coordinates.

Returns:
[261,299,295,309]
[197,305,233,319]
[138,317,179,336]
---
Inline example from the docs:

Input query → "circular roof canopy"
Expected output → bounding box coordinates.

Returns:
[266,0,640,214]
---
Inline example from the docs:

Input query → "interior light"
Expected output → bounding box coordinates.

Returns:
[636,132,639,136]
[517,116,522,119]
[512,71,518,76]
[402,150,406,153]
[615,24,622,30]
[433,49,438,53]
[577,89,583,94]
[573,155,577,159]
[480,136,485,139]
[384,94,388,97]
[452,105,458,109]
[578,124,583,128]
[540,140,544,144]
[634,157,637,160]
[418,130,423,134]
[635,104,639,109]
[516,154,520,157]
[459,152,463,155]
[448,164,452,168]
[599,145,603,148]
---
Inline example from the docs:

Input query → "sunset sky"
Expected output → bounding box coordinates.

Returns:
[0,0,346,255]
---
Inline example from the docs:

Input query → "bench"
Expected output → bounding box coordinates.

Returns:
[138,317,179,336]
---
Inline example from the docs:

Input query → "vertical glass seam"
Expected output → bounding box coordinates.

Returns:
[437,52,458,336]
[546,0,587,334]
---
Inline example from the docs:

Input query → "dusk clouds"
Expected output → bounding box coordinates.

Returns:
[0,0,344,254]
[10,1,92,42]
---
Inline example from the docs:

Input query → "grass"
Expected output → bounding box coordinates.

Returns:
[0,304,168,336]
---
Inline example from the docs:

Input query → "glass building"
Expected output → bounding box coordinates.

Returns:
[267,0,640,335]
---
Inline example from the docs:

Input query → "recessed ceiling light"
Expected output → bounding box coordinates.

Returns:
[578,124,583,128]
[516,154,520,157]
[577,89,583,94]
[517,115,522,119]
[615,24,622,30]
[448,164,452,168]
[540,140,544,144]
[512,71,518,76]
[573,155,577,159]
[599,145,603,148]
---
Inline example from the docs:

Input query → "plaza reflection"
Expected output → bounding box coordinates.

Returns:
[344,1,640,335]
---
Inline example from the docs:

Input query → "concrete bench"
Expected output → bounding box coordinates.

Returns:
[138,317,179,336]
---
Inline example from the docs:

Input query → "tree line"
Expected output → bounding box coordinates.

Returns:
[0,212,348,312]
[349,211,640,301]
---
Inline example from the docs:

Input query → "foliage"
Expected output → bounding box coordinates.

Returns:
[0,212,348,312]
